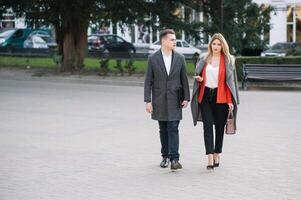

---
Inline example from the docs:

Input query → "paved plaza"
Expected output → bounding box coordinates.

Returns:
[0,75,301,200]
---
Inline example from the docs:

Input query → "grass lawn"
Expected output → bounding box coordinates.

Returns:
[0,56,55,68]
[0,56,196,75]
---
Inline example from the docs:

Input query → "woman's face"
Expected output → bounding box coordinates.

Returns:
[211,39,222,54]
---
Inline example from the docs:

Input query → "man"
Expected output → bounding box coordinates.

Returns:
[144,29,190,170]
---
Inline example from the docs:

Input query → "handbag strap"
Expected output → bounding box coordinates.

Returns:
[227,110,234,119]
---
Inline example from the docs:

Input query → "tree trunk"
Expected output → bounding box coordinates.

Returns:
[60,20,88,72]
[54,23,64,57]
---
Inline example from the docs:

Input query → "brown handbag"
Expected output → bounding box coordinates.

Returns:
[225,110,236,135]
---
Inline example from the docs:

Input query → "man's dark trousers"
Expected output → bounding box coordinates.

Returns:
[158,120,180,161]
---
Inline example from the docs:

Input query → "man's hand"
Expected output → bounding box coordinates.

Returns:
[146,102,153,113]
[181,100,188,108]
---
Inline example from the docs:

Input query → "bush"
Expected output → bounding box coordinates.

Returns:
[99,59,110,76]
[114,59,124,75]
[241,48,263,56]
[235,56,301,81]
[124,59,136,75]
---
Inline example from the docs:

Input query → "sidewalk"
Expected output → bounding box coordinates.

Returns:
[0,68,147,87]
[1,77,300,200]
[1,67,301,90]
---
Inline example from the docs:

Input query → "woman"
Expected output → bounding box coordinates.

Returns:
[191,33,239,170]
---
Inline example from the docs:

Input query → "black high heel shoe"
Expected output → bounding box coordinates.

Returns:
[213,160,219,167]
[206,165,214,170]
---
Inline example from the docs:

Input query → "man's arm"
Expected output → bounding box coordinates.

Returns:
[181,57,190,102]
[144,57,154,113]
[144,57,153,103]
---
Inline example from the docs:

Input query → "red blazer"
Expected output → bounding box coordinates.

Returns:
[197,54,232,104]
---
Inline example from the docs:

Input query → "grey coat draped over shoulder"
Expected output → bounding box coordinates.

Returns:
[191,54,240,127]
[144,50,190,121]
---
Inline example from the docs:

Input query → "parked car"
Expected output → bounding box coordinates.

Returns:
[0,29,16,45]
[195,44,208,53]
[24,34,57,49]
[23,34,57,49]
[0,28,51,50]
[261,42,301,56]
[88,34,136,54]
[149,40,201,58]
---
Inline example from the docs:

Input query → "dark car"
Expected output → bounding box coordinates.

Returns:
[261,42,301,56]
[88,34,135,54]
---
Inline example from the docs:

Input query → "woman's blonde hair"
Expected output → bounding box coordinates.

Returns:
[205,33,235,65]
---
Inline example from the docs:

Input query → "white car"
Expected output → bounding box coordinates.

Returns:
[24,34,57,49]
[149,40,201,58]
[23,35,48,49]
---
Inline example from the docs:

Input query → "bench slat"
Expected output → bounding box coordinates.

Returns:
[247,76,301,81]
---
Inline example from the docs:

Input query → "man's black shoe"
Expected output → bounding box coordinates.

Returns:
[170,160,182,170]
[160,158,169,168]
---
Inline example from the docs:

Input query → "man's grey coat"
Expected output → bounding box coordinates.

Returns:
[191,54,240,127]
[144,50,190,121]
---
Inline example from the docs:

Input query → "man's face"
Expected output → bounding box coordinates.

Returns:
[161,34,176,50]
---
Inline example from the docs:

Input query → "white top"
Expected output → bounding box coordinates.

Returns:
[161,50,172,75]
[205,63,219,88]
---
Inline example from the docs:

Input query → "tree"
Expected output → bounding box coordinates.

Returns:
[201,0,273,55]
[0,0,205,72]
[146,0,203,41]
[0,0,148,72]
[0,0,272,69]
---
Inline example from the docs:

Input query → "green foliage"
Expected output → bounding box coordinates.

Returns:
[0,55,196,75]
[145,0,203,41]
[114,59,124,75]
[99,58,110,76]
[124,59,136,75]
[201,0,273,54]
[0,0,206,72]
[0,56,56,68]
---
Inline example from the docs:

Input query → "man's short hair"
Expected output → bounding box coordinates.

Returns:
[159,29,175,43]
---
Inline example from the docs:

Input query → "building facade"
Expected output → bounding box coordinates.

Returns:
[0,9,26,29]
[254,0,301,45]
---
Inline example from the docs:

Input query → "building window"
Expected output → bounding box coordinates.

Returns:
[287,4,301,42]
[296,5,301,42]
[1,13,15,29]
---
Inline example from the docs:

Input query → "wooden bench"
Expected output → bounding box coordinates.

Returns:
[242,64,301,90]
